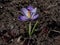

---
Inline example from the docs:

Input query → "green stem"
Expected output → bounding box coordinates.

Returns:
[29,22,31,37]
[31,21,38,35]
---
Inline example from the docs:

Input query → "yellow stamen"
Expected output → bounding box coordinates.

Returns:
[27,11,31,18]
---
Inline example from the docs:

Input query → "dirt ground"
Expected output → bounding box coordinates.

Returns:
[0,0,60,45]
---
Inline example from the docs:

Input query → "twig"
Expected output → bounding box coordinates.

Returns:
[47,3,57,9]
[51,30,60,34]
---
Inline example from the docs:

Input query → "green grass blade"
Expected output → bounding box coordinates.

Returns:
[31,21,38,35]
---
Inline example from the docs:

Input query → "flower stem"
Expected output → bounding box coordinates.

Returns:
[28,21,38,37]
[31,21,38,35]
[29,22,32,37]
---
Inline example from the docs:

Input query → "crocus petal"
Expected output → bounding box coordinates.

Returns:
[31,14,39,20]
[21,8,29,17]
[27,5,34,11]
[18,16,28,21]
[31,8,37,16]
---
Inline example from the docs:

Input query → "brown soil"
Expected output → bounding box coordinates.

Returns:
[0,0,60,45]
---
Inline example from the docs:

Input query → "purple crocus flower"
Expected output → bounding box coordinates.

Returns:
[18,5,39,21]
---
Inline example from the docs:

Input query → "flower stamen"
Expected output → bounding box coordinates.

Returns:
[27,11,31,18]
